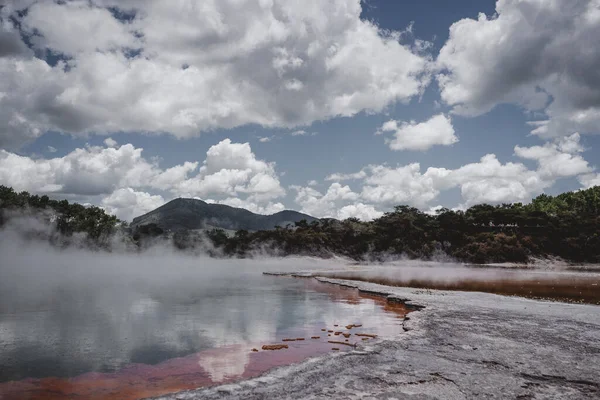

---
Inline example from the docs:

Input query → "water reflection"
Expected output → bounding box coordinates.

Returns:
[0,275,408,400]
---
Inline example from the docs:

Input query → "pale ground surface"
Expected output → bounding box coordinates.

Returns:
[152,275,600,400]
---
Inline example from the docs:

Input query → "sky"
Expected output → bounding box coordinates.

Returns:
[1,0,600,222]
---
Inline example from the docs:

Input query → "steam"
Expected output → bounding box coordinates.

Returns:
[1,210,593,387]
[0,214,354,383]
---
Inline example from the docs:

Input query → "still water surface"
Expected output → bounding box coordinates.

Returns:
[0,263,407,399]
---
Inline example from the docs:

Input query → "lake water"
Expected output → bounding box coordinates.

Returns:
[0,256,408,400]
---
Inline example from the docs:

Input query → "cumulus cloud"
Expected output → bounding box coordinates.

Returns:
[303,157,545,217]
[325,171,367,181]
[308,133,597,216]
[423,134,594,207]
[0,11,32,58]
[175,139,285,202]
[443,155,548,207]
[437,0,600,138]
[104,137,118,148]
[22,1,141,55]
[579,173,600,189]
[0,0,431,149]
[292,183,361,219]
[337,203,383,221]
[360,163,440,208]
[101,188,165,221]
[0,138,286,220]
[514,133,592,179]
[0,143,163,196]
[379,114,457,151]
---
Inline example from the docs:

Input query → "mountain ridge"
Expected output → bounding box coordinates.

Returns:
[130,198,318,231]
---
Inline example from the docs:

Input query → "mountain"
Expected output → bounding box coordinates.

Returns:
[130,198,318,232]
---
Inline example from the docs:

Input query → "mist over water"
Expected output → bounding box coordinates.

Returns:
[0,222,408,400]
[3,214,594,398]
[0,232,334,377]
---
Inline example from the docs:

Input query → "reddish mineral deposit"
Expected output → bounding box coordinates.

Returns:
[262,344,289,351]
[355,333,377,338]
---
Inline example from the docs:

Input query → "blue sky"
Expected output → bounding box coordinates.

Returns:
[1,0,600,221]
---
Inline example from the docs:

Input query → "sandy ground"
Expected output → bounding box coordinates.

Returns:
[152,276,600,400]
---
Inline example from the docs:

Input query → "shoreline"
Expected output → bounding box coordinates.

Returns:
[151,275,600,399]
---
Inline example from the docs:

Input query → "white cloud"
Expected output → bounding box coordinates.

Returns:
[441,154,549,207]
[307,180,318,186]
[337,203,383,221]
[514,133,592,179]
[313,156,546,214]
[47,146,57,153]
[325,170,367,181]
[0,0,430,149]
[0,138,285,217]
[288,130,317,136]
[292,182,360,218]
[306,157,544,218]
[104,137,118,148]
[101,188,164,222]
[22,1,140,55]
[379,114,457,151]
[424,205,445,216]
[258,136,273,143]
[176,139,285,202]
[579,173,600,189]
[315,133,597,213]
[0,143,162,196]
[437,0,600,138]
[361,163,440,208]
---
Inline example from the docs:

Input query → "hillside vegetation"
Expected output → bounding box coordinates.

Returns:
[0,185,120,247]
[202,186,600,263]
[1,184,600,263]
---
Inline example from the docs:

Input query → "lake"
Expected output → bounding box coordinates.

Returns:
[0,254,408,399]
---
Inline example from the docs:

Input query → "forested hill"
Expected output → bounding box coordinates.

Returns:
[1,184,600,264]
[130,197,317,231]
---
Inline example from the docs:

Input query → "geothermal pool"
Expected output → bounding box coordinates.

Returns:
[0,265,408,400]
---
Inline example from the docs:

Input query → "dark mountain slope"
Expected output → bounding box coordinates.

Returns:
[130,198,317,231]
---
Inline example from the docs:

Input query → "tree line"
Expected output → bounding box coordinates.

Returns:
[0,185,120,246]
[201,186,600,263]
[2,184,600,263]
